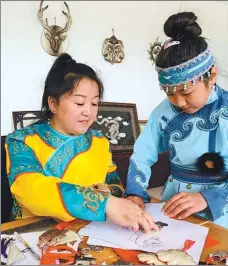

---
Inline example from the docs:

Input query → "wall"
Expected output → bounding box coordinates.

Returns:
[1,1,228,135]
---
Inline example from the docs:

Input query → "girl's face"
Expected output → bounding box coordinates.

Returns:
[162,67,217,114]
[48,78,99,136]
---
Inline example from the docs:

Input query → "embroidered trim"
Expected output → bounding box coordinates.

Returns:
[108,184,124,197]
[11,195,22,219]
[155,46,215,87]
[76,186,108,213]
[156,47,211,72]
[128,159,147,183]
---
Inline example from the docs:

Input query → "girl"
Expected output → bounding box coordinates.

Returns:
[5,53,158,232]
[125,12,228,228]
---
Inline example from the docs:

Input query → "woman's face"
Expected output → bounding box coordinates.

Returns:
[49,78,99,136]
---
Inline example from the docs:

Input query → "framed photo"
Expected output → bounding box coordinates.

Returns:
[12,102,141,153]
[92,102,140,153]
[139,120,147,132]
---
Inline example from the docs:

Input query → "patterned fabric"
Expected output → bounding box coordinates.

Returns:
[156,46,214,87]
[105,170,125,198]
[58,183,107,221]
[125,85,228,228]
[5,123,124,221]
[125,159,151,202]
[11,195,22,220]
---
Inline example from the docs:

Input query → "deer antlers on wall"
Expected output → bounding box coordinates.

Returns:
[37,0,72,56]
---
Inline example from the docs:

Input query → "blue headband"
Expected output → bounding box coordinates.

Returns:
[156,46,215,90]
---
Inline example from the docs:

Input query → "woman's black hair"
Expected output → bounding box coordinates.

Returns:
[156,12,208,69]
[40,53,104,121]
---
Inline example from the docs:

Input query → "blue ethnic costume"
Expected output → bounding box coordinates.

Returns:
[125,46,228,228]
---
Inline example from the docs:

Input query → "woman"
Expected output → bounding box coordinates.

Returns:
[5,53,158,233]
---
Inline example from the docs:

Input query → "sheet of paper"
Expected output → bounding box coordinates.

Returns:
[78,203,209,263]
[1,231,44,265]
[88,237,128,249]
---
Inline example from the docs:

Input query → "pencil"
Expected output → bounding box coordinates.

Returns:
[14,232,40,260]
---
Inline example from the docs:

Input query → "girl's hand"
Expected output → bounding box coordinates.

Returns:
[162,192,208,219]
[126,195,145,210]
[106,196,159,233]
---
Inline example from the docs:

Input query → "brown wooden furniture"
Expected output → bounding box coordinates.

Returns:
[2,199,228,264]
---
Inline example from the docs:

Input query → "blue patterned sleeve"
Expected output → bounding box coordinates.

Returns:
[200,187,228,221]
[125,107,166,202]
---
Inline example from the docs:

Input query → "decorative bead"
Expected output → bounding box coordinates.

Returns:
[173,86,177,92]
[192,80,196,85]
[184,83,187,90]
[200,76,204,81]
[187,184,192,189]
[166,87,169,93]
[207,71,211,77]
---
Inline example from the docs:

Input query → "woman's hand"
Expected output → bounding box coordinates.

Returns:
[126,195,145,210]
[162,192,208,219]
[106,196,159,233]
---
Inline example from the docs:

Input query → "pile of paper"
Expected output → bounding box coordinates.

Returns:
[78,203,209,264]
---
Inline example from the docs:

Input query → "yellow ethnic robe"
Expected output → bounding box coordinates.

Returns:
[5,123,124,222]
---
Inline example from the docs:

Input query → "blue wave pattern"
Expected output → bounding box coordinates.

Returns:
[162,87,228,184]
[125,159,151,202]
[164,89,228,144]
[168,144,176,161]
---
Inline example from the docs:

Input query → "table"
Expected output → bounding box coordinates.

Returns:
[2,203,228,264]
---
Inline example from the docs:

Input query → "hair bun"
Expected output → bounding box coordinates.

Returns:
[54,53,77,66]
[51,53,77,76]
[164,12,202,40]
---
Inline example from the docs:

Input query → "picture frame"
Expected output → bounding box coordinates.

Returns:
[92,102,140,153]
[139,120,147,132]
[12,102,140,153]
[12,111,41,130]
